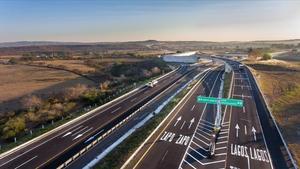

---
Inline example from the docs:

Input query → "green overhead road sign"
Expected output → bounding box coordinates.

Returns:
[197,96,243,107]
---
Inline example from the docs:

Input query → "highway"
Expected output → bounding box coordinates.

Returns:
[122,60,295,169]
[67,64,212,169]
[0,64,207,169]
[123,67,224,169]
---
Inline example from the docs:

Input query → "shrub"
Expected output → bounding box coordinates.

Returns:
[262,53,272,60]
[2,117,26,139]
[21,95,43,110]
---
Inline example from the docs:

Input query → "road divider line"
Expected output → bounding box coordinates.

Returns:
[0,66,181,160]
[121,69,212,169]
[14,155,38,169]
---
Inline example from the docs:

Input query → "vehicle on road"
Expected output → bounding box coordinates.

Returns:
[146,80,158,87]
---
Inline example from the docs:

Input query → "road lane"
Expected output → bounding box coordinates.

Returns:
[0,65,195,169]
[123,68,224,169]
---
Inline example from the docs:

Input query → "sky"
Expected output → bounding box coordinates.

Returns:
[0,0,300,42]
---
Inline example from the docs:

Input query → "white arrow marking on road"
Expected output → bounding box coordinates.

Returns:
[252,127,257,141]
[174,116,182,127]
[189,118,195,129]
[62,132,72,138]
[235,124,240,138]
[73,134,83,140]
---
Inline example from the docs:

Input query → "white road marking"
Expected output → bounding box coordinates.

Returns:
[161,150,168,161]
[189,146,207,158]
[73,127,93,140]
[245,125,247,135]
[191,141,208,152]
[180,121,186,130]
[194,135,209,146]
[235,124,240,138]
[62,132,72,138]
[196,132,210,141]
[14,156,38,169]
[252,127,257,141]
[215,146,227,150]
[197,128,212,137]
[130,98,137,102]
[72,126,88,136]
[183,159,196,169]
[233,94,252,98]
[215,153,227,156]
[174,116,182,127]
[111,106,122,114]
[189,118,195,129]
[216,141,228,145]
[191,104,195,111]
[243,106,245,113]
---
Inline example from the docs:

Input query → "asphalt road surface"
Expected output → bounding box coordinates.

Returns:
[0,65,205,169]
[123,67,224,169]
[123,61,295,169]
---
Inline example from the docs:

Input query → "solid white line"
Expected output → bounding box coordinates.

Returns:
[180,121,186,130]
[245,125,247,135]
[200,119,214,126]
[216,141,228,145]
[199,123,214,129]
[183,159,196,169]
[197,128,212,137]
[219,131,228,135]
[189,146,207,158]
[193,135,209,146]
[191,140,208,152]
[215,146,226,150]
[111,106,122,114]
[191,104,195,111]
[14,156,38,169]
[187,152,203,164]
[215,153,227,156]
[218,135,228,139]
[195,132,210,141]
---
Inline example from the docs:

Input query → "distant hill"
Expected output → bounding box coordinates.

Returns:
[0,39,299,55]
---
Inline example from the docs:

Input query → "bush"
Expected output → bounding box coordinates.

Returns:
[262,53,272,60]
[21,95,43,110]
[2,117,26,139]
[63,84,88,101]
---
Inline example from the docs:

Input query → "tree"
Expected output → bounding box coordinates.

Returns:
[63,84,88,101]
[2,117,26,139]
[21,95,43,110]
[262,53,272,60]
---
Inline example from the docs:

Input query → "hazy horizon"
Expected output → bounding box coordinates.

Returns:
[1,0,300,42]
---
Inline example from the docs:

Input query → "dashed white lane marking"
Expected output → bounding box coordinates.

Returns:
[111,106,122,113]
[73,127,93,140]
[243,106,246,113]
[14,155,38,169]
[72,126,88,136]
[161,150,168,162]
[245,125,247,135]
[191,104,196,111]
[130,98,137,102]
[180,121,186,130]
[233,94,252,98]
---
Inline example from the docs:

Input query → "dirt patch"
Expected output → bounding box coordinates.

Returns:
[0,64,94,113]
[246,61,300,165]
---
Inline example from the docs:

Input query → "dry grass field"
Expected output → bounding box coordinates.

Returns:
[245,59,300,165]
[0,64,94,113]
